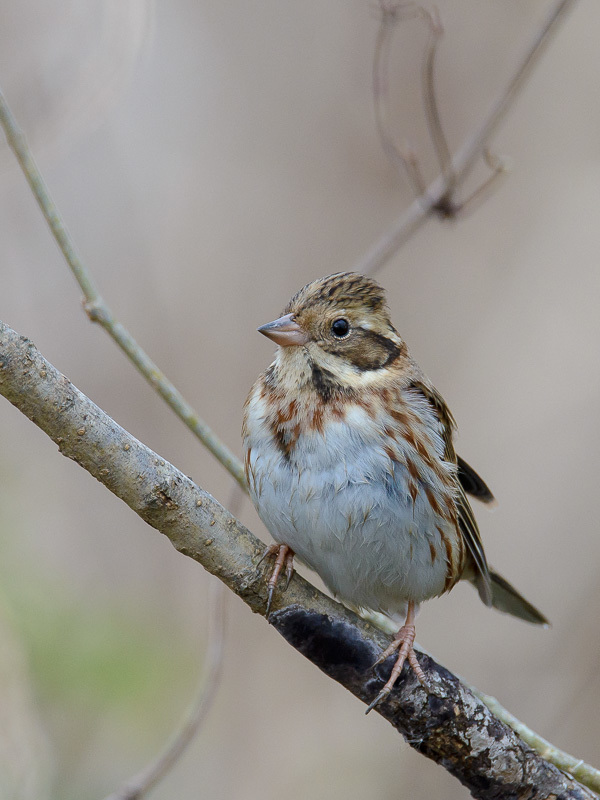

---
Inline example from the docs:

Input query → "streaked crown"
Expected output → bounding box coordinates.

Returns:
[284,272,388,317]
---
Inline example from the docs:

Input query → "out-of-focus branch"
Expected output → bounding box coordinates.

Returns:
[373,3,428,196]
[420,7,455,194]
[104,487,243,800]
[1,319,598,799]
[103,581,226,800]
[0,87,247,491]
[359,0,579,275]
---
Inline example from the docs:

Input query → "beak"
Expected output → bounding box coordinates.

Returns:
[257,313,309,347]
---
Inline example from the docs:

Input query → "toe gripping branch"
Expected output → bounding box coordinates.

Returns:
[366,603,429,714]
[257,544,295,616]
[257,549,429,714]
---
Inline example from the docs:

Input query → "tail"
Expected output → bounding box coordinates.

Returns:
[487,570,549,626]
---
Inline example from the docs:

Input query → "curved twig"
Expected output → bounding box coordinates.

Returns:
[373,3,427,195]
[420,7,455,194]
[359,0,579,275]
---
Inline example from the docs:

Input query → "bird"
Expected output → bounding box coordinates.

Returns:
[242,272,548,713]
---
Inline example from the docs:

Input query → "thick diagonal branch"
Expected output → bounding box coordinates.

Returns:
[0,320,595,800]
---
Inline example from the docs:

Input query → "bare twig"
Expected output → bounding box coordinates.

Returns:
[420,7,455,194]
[451,148,510,218]
[1,320,599,798]
[452,0,577,189]
[359,0,579,275]
[103,581,226,800]
[103,484,242,799]
[0,87,247,491]
[373,3,428,195]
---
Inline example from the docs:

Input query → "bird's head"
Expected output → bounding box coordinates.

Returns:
[258,273,406,389]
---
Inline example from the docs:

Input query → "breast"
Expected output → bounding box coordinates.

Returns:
[243,389,462,616]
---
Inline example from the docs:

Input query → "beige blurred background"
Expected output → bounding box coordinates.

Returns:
[0,1,599,798]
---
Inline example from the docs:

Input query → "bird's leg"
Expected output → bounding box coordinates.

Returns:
[366,601,428,714]
[257,543,295,616]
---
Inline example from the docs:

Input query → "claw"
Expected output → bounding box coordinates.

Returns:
[257,543,295,616]
[256,543,279,570]
[365,688,391,715]
[284,549,295,590]
[265,584,275,617]
[365,601,428,713]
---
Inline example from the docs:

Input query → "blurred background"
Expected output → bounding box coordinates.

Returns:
[0,1,599,798]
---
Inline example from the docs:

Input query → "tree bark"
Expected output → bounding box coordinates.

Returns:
[0,319,593,800]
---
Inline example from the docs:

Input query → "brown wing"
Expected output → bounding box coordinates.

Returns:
[410,382,492,605]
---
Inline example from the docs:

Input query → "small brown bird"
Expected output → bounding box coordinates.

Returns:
[242,273,547,712]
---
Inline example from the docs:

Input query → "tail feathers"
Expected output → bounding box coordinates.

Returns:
[488,570,549,626]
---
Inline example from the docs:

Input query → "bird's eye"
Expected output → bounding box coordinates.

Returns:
[331,318,350,338]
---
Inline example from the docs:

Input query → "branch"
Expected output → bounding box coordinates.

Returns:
[358,0,579,275]
[468,686,600,795]
[1,319,596,800]
[0,86,246,491]
[372,3,428,196]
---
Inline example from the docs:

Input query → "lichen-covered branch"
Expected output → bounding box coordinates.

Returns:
[468,686,600,795]
[0,319,596,800]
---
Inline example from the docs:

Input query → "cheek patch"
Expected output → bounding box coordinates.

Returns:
[343,329,402,372]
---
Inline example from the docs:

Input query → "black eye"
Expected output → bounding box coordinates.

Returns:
[331,318,350,338]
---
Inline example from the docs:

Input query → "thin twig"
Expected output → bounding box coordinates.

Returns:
[359,0,579,275]
[450,148,510,218]
[373,3,427,195]
[103,485,240,800]
[0,87,246,491]
[103,581,226,800]
[420,7,455,194]
[452,0,577,189]
[0,320,598,799]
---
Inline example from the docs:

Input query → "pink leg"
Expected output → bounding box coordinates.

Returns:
[366,601,428,714]
[257,544,295,615]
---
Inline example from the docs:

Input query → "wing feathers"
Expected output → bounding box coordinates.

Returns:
[457,455,495,504]
[409,382,492,602]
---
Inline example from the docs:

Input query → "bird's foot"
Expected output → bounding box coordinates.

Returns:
[256,543,295,616]
[366,622,428,714]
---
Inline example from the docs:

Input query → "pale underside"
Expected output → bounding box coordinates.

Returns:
[244,379,462,618]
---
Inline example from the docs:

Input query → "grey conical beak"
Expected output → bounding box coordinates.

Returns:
[258,313,309,347]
